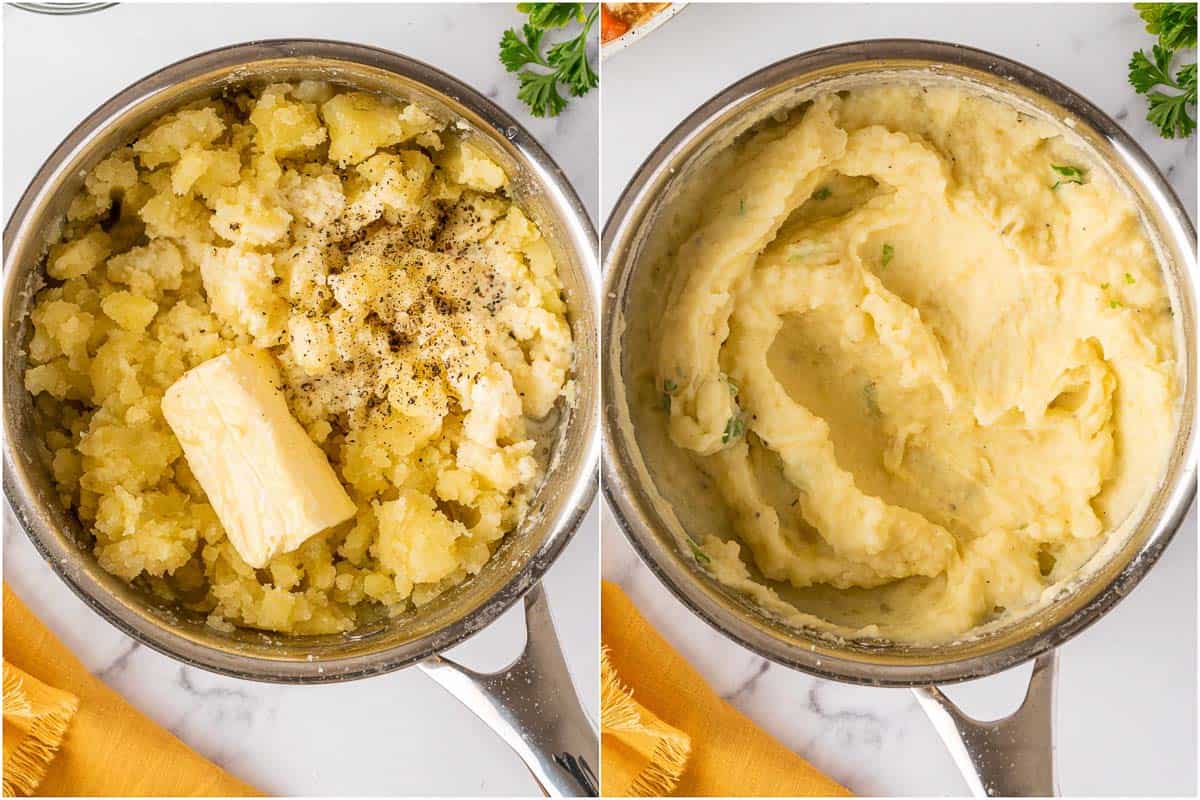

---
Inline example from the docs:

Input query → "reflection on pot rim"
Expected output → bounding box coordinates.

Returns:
[11,2,116,15]
[602,39,1197,687]
[3,39,600,683]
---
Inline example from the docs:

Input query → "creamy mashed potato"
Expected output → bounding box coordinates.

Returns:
[24,81,573,634]
[634,85,1178,641]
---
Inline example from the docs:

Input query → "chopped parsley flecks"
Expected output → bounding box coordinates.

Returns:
[686,537,712,565]
[662,377,678,412]
[812,186,832,201]
[1050,164,1087,189]
[863,381,881,417]
[881,243,895,268]
[722,413,745,444]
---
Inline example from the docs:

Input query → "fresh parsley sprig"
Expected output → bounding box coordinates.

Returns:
[1128,3,1197,139]
[499,3,599,118]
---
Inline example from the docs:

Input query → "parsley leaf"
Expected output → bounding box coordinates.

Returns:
[500,4,598,117]
[813,186,832,201]
[519,2,587,29]
[516,70,567,118]
[1137,2,1198,50]
[1147,83,1197,138]
[686,537,712,565]
[881,243,895,267]
[1129,44,1176,92]
[499,24,547,72]
[547,24,599,97]
[1181,60,1199,93]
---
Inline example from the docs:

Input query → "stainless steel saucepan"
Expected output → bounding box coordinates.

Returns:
[3,40,599,797]
[603,39,1197,797]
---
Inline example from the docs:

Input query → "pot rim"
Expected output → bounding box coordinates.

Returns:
[601,38,1198,687]
[4,38,600,683]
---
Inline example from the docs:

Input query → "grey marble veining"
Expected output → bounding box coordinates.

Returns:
[2,4,598,796]
[602,4,1196,797]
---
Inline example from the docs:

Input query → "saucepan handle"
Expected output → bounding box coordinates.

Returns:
[418,582,599,797]
[914,651,1058,797]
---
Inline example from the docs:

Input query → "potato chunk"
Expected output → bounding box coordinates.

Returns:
[199,246,287,346]
[48,229,111,280]
[374,490,468,586]
[132,107,225,168]
[101,291,158,331]
[321,92,442,166]
[249,84,327,159]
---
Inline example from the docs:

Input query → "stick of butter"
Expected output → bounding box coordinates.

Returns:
[161,347,356,568]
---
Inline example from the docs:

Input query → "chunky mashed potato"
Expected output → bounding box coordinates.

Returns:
[24,81,573,634]
[634,85,1178,641]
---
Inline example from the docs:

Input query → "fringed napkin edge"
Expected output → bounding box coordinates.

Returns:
[3,661,80,797]
[600,646,691,797]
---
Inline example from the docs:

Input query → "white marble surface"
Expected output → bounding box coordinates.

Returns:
[602,4,1196,797]
[3,4,598,796]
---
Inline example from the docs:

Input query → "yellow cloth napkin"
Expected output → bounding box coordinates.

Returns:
[4,660,79,796]
[3,584,261,797]
[601,645,692,795]
[601,581,852,797]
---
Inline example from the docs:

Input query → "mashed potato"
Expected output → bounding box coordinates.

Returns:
[24,82,573,634]
[635,85,1178,642]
